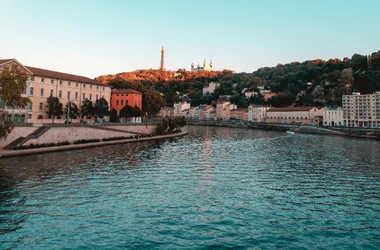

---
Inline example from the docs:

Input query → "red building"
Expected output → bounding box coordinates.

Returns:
[110,89,142,112]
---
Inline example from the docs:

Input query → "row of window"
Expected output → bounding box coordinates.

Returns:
[29,88,103,101]
[30,76,106,91]
[116,100,128,106]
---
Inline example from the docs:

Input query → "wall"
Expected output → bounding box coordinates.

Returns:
[0,126,38,149]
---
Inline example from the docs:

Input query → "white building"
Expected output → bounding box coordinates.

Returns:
[191,59,213,72]
[203,82,220,95]
[248,105,271,122]
[173,102,191,117]
[245,91,258,99]
[323,107,343,126]
[343,92,380,127]
[267,107,323,125]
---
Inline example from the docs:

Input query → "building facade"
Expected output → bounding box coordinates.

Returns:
[230,108,248,121]
[267,107,323,125]
[174,102,191,117]
[0,59,111,123]
[110,89,142,112]
[203,82,220,95]
[343,92,380,127]
[191,59,212,72]
[216,102,236,120]
[323,107,343,126]
[248,105,270,122]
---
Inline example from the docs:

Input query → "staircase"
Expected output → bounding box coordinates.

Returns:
[4,137,26,150]
[3,126,50,150]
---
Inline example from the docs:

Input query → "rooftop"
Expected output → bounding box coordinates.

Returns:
[267,107,317,112]
[111,89,142,95]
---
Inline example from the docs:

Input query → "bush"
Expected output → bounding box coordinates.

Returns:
[73,139,101,144]
[102,136,133,142]
[14,141,70,150]
[155,123,164,135]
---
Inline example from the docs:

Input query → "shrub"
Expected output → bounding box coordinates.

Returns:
[14,141,70,150]
[73,139,101,144]
[102,136,133,142]
[155,123,164,135]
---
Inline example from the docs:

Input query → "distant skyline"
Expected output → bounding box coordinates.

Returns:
[1,0,380,78]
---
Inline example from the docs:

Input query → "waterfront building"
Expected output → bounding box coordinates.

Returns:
[191,59,212,72]
[203,82,220,95]
[323,107,343,126]
[267,107,323,125]
[110,89,142,112]
[248,105,271,122]
[158,107,174,118]
[216,101,236,120]
[201,106,216,120]
[230,108,248,121]
[0,59,111,123]
[343,92,380,127]
[174,102,191,117]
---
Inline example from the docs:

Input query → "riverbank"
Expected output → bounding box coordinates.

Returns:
[0,131,188,158]
[187,120,248,129]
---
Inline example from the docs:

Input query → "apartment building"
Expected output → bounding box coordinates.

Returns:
[267,107,323,125]
[0,59,111,123]
[110,89,142,112]
[323,107,343,126]
[248,105,271,122]
[343,92,380,127]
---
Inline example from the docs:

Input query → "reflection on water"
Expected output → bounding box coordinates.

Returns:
[0,126,379,249]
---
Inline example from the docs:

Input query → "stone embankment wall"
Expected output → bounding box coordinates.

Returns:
[0,124,156,149]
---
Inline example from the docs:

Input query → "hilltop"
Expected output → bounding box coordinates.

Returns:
[96,50,380,108]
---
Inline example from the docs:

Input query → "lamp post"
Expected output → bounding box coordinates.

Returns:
[66,97,71,124]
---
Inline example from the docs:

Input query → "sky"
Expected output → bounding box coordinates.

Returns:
[1,0,380,78]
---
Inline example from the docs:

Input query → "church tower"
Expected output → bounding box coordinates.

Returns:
[160,45,165,71]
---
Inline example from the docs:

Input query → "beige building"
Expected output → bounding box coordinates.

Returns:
[0,59,111,123]
[267,107,323,125]
[173,102,191,117]
[248,105,270,122]
[230,109,248,121]
[216,102,236,120]
[343,92,380,128]
[158,107,174,118]
[323,107,344,126]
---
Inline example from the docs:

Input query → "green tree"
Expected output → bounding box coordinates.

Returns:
[119,105,142,119]
[64,102,79,120]
[93,97,110,118]
[109,108,119,123]
[81,99,93,121]
[0,63,29,138]
[46,96,63,123]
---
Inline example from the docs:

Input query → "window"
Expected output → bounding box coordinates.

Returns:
[31,76,34,81]
[96,95,98,100]
[83,93,85,100]
[28,114,32,119]
[103,87,105,91]
[30,87,34,96]
[90,85,92,89]
[75,92,78,100]
[121,100,124,105]
[68,81,71,87]
[40,88,44,97]
[27,102,32,110]
[41,77,45,83]
[76,82,78,88]
[67,91,71,100]
[89,94,92,101]
[116,100,119,105]
[83,84,86,89]
[59,80,63,86]
[96,86,99,90]
[51,79,55,84]
[39,103,43,111]
[59,90,62,98]
[50,89,54,96]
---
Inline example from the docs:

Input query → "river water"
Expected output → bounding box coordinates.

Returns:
[0,126,379,249]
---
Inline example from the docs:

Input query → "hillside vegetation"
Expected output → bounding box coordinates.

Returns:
[96,51,380,109]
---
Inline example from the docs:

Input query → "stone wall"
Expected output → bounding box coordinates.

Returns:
[0,127,38,149]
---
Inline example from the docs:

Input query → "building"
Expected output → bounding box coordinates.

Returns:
[323,107,343,126]
[0,59,111,123]
[230,108,248,121]
[216,102,236,120]
[158,107,174,118]
[174,102,191,117]
[203,82,220,95]
[201,106,215,120]
[267,107,323,125]
[343,92,380,127]
[244,91,258,99]
[191,59,212,72]
[248,105,271,122]
[110,89,142,112]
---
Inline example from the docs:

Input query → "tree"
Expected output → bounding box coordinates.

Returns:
[0,63,29,138]
[81,99,93,121]
[93,97,110,118]
[119,105,142,119]
[64,102,79,120]
[109,108,119,123]
[46,96,63,123]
